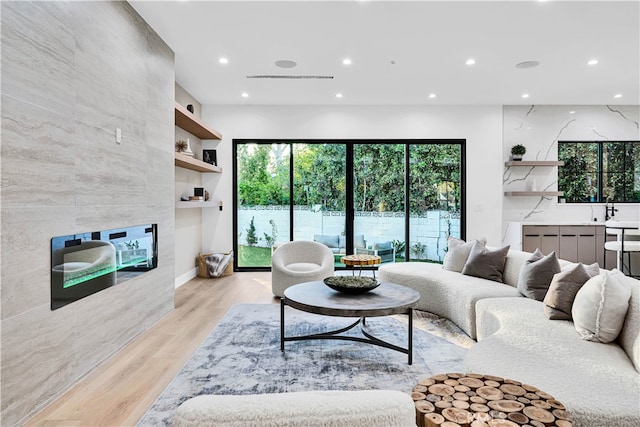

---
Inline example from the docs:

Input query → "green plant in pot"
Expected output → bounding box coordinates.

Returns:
[511,144,526,161]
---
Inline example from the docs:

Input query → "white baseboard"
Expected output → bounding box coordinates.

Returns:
[175,267,197,289]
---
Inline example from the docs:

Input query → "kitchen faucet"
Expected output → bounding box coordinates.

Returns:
[605,198,618,221]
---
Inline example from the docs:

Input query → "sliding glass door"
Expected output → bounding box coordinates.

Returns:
[353,143,406,263]
[234,140,464,270]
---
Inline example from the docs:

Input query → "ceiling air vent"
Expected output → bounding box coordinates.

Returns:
[246,75,334,79]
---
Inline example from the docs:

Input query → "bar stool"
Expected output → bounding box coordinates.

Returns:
[604,220,640,278]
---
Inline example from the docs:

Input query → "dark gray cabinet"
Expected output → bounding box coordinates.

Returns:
[522,224,615,269]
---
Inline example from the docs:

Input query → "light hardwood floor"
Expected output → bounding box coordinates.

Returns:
[24,272,277,427]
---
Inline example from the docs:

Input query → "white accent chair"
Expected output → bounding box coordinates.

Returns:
[604,220,640,278]
[271,240,334,298]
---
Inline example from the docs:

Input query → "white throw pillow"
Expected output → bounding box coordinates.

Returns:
[572,269,632,343]
[442,237,487,272]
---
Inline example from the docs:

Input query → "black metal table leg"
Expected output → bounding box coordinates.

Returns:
[408,307,413,365]
[280,298,285,351]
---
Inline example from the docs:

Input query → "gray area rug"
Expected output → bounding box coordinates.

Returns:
[138,303,474,426]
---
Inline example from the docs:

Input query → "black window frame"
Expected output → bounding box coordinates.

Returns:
[558,140,639,204]
[232,139,466,271]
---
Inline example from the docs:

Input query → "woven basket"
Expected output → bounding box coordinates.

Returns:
[197,253,233,278]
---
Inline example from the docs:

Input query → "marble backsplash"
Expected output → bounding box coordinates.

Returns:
[502,105,640,245]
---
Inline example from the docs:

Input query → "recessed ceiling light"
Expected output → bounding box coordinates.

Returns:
[465,58,476,66]
[587,59,599,66]
[521,93,530,99]
[275,59,297,68]
[515,61,540,69]
[241,92,249,98]
[614,93,623,98]
[569,110,576,114]
[335,93,343,98]
[428,93,437,99]
[218,57,229,64]
[342,58,352,65]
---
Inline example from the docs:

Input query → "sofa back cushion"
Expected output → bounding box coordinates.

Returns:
[501,249,533,288]
[617,275,640,372]
[314,234,339,248]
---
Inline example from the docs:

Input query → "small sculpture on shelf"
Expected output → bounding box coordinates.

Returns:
[511,144,526,161]
[175,138,194,156]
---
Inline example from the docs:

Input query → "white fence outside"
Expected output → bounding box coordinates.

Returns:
[238,206,461,262]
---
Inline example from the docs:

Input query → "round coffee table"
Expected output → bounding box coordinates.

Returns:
[341,254,382,278]
[412,373,573,427]
[281,281,420,364]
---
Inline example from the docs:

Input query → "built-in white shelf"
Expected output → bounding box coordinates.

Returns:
[176,200,223,210]
[504,191,564,197]
[174,153,222,173]
[505,161,565,167]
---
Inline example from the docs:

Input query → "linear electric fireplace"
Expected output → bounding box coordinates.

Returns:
[51,224,158,310]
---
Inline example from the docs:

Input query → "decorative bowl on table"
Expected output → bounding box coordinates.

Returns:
[323,276,380,294]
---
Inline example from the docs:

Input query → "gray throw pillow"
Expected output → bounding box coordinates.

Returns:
[572,269,632,343]
[517,249,561,301]
[461,242,510,283]
[543,263,592,320]
[442,237,487,272]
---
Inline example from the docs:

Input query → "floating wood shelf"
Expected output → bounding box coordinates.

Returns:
[504,191,564,197]
[175,102,222,140]
[174,153,222,173]
[176,200,223,210]
[505,161,565,167]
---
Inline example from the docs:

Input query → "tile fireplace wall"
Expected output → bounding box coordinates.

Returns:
[1,2,175,424]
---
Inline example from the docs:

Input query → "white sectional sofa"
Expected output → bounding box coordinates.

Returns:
[379,247,640,427]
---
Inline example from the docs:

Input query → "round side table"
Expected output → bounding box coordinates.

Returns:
[341,254,382,278]
[412,373,572,427]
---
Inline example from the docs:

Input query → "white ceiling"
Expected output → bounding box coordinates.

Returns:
[129,0,640,106]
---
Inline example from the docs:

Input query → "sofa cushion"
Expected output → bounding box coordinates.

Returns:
[470,296,640,426]
[461,242,509,283]
[314,234,339,248]
[517,249,561,301]
[572,269,632,343]
[443,237,487,272]
[543,262,592,320]
[373,241,392,250]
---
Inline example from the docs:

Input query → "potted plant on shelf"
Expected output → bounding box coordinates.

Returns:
[511,144,526,161]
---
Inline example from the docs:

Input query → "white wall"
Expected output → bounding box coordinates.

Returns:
[502,105,640,243]
[200,105,504,253]
[174,84,204,286]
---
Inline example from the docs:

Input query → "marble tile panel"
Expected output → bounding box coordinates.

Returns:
[1,95,76,207]
[73,125,148,208]
[74,205,150,232]
[71,274,171,376]
[0,304,77,426]
[1,206,75,320]
[1,2,75,113]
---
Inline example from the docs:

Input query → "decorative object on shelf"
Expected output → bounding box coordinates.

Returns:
[175,140,188,153]
[203,149,217,166]
[323,276,380,294]
[194,187,204,198]
[205,190,210,201]
[183,137,194,156]
[189,196,204,201]
[511,144,526,161]
[180,195,190,201]
[186,104,194,113]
